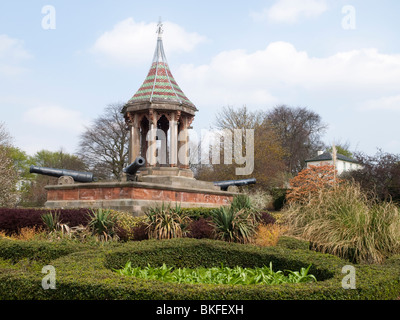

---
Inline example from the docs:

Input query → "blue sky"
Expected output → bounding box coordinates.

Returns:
[1,0,400,156]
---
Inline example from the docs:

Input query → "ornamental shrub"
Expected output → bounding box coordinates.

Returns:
[187,217,214,239]
[1,238,400,300]
[0,208,91,235]
[259,211,276,225]
[180,207,216,220]
[144,203,191,240]
[113,212,146,241]
[286,165,340,204]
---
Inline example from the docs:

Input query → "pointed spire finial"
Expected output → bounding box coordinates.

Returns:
[156,17,163,38]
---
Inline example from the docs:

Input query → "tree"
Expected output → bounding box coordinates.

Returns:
[264,105,327,175]
[326,141,353,158]
[77,104,129,181]
[21,149,87,207]
[195,106,286,189]
[214,105,263,131]
[342,149,400,203]
[286,164,339,204]
[0,147,19,207]
[0,123,19,207]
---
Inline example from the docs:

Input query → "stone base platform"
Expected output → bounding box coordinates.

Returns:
[45,178,237,216]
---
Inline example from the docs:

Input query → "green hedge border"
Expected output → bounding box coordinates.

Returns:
[0,237,399,300]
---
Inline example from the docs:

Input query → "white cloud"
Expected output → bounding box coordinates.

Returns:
[22,106,88,133]
[91,18,207,67]
[251,0,328,23]
[0,34,32,76]
[176,41,400,109]
[362,95,400,112]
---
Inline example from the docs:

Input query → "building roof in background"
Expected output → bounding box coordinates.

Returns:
[305,152,358,163]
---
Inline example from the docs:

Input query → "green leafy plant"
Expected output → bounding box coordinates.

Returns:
[114,212,147,241]
[231,194,253,212]
[41,211,61,232]
[210,206,257,244]
[88,208,117,241]
[209,195,259,244]
[114,262,317,285]
[144,203,191,240]
[41,210,71,237]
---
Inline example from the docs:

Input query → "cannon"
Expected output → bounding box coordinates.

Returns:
[123,156,146,179]
[29,165,97,183]
[213,178,256,191]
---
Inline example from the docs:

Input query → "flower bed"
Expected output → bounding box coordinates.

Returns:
[0,237,399,300]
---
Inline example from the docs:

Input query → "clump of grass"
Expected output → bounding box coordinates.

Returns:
[210,206,257,244]
[283,182,400,264]
[88,208,118,241]
[210,195,258,244]
[15,226,47,241]
[41,211,62,232]
[114,262,317,285]
[144,203,190,240]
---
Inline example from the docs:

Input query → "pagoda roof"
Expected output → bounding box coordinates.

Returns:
[127,23,197,111]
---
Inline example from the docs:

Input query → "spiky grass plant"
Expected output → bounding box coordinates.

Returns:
[88,208,118,241]
[231,194,253,212]
[210,206,257,244]
[209,195,259,244]
[283,182,400,264]
[144,203,191,240]
[41,211,61,232]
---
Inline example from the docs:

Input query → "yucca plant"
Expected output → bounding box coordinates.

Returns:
[41,211,61,232]
[210,194,259,244]
[210,206,257,244]
[41,211,72,238]
[231,194,253,211]
[88,208,117,241]
[144,203,191,240]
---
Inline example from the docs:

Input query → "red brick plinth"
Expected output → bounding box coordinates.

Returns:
[45,181,236,215]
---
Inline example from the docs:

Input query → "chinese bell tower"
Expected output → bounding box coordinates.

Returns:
[122,20,197,179]
[44,20,238,215]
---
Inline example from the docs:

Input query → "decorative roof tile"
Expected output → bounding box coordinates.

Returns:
[129,24,196,110]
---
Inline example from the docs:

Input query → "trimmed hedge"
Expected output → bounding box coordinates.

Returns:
[0,238,399,300]
[277,236,310,250]
[180,207,216,220]
[0,208,91,235]
[0,238,103,263]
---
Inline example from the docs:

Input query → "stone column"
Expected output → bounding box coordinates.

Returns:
[147,109,158,167]
[159,117,169,166]
[168,111,179,167]
[178,115,193,169]
[128,113,141,164]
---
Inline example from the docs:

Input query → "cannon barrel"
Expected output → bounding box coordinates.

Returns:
[213,178,256,191]
[123,156,146,175]
[29,165,96,183]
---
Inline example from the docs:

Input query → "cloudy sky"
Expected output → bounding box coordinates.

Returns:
[1,0,399,156]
